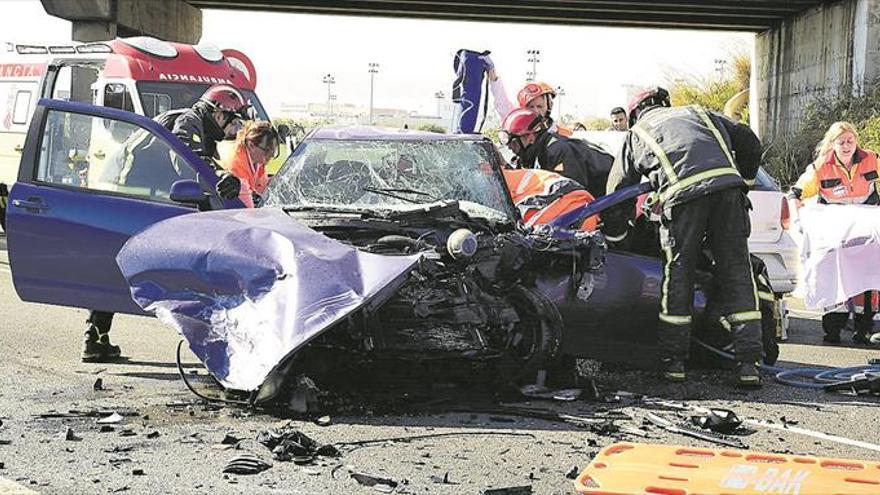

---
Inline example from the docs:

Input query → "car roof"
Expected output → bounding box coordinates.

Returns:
[308,125,489,142]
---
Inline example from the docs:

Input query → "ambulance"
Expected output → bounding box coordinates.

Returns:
[0,36,283,205]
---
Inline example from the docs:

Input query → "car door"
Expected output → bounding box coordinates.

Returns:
[547,183,709,363]
[7,98,221,315]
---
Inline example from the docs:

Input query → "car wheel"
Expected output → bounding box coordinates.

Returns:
[497,286,564,385]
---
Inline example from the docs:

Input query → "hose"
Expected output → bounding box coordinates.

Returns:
[693,337,880,389]
[176,340,250,405]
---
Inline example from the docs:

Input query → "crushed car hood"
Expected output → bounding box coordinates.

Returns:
[115,208,420,392]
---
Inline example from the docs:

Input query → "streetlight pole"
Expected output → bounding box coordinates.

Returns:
[323,73,335,120]
[714,58,727,79]
[556,86,566,122]
[434,90,445,121]
[368,62,379,125]
[526,49,541,82]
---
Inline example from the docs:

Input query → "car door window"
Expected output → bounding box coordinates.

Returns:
[36,109,192,201]
[103,83,135,112]
[12,90,32,124]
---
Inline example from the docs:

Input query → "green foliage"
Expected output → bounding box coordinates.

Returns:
[482,127,500,144]
[762,83,880,187]
[669,78,741,113]
[272,118,323,139]
[417,123,446,133]
[665,50,750,120]
[577,117,611,130]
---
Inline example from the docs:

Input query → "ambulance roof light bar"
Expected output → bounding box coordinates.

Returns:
[193,44,223,63]
[75,43,112,54]
[48,46,76,54]
[121,37,177,58]
[15,45,48,55]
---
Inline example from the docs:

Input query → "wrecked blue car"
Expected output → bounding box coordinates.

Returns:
[7,101,604,401]
[7,100,776,403]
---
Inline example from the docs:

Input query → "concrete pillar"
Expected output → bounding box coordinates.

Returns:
[753,0,859,142]
[41,0,202,44]
[753,0,880,142]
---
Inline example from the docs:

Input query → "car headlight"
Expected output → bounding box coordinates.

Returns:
[446,229,477,259]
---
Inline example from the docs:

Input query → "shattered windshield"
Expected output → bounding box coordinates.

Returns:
[265,138,516,223]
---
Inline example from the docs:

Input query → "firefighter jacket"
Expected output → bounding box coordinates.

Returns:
[518,131,613,199]
[503,168,598,231]
[606,105,761,209]
[170,102,226,167]
[790,149,880,205]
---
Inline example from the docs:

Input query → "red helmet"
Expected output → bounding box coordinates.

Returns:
[626,86,671,126]
[517,82,556,108]
[499,108,547,147]
[200,84,249,117]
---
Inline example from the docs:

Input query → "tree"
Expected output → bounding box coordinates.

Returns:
[664,48,750,122]
[575,117,611,131]
[417,123,446,133]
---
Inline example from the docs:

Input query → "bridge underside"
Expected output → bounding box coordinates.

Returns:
[42,0,874,141]
[188,0,830,32]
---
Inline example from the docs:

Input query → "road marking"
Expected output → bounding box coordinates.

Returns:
[0,477,38,494]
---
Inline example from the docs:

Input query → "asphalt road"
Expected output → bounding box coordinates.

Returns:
[0,233,879,494]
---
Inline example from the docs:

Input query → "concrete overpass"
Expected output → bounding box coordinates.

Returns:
[39,0,880,141]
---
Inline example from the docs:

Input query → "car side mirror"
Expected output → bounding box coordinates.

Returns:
[276,124,291,140]
[169,179,206,205]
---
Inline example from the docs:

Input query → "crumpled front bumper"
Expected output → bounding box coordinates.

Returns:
[116,208,420,392]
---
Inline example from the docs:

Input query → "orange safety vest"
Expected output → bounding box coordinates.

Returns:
[218,144,269,208]
[554,123,573,138]
[814,149,880,205]
[503,168,597,231]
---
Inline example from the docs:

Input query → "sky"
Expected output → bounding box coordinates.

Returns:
[4,0,753,118]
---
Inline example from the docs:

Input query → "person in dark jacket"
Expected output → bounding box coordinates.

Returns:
[603,87,764,387]
[500,108,613,199]
[81,84,251,362]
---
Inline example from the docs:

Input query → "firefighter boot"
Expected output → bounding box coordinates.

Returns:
[81,312,121,362]
[736,361,762,388]
[660,357,686,383]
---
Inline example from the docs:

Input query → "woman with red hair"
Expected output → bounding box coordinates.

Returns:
[219,120,279,208]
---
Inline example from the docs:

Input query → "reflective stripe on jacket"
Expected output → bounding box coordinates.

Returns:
[792,149,880,205]
[503,168,597,231]
[611,105,757,209]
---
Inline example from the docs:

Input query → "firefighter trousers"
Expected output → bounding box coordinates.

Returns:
[658,188,763,362]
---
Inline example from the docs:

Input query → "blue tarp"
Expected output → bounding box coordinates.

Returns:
[116,208,420,391]
[451,49,488,134]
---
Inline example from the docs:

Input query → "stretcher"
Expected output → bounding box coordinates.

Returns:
[574,442,880,495]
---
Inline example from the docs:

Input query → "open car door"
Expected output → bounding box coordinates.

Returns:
[7,99,222,314]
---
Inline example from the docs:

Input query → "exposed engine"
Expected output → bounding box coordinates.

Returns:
[303,216,603,383]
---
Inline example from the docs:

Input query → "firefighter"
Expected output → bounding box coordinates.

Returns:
[604,87,764,387]
[788,121,880,345]
[170,84,251,201]
[499,108,612,199]
[81,85,251,362]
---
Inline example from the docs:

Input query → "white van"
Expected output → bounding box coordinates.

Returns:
[0,37,282,210]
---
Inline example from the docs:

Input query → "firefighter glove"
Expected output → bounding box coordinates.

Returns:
[216,172,242,201]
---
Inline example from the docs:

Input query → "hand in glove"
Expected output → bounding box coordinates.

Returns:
[215,172,242,201]
[252,192,265,208]
[478,52,494,72]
